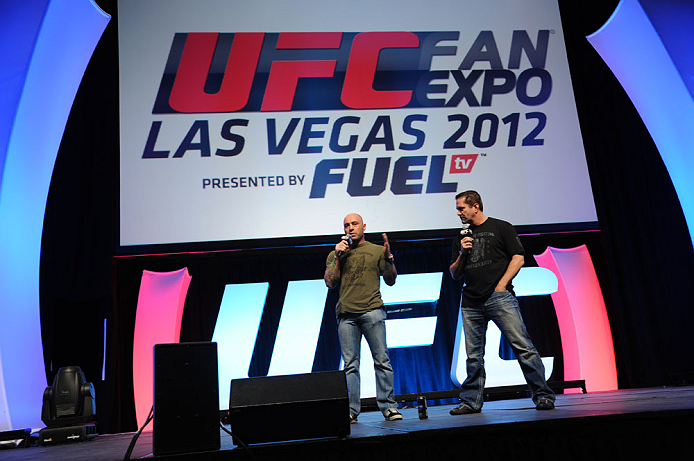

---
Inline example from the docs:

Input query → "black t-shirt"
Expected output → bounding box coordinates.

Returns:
[450,217,525,307]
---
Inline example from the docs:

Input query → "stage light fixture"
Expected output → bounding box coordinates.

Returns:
[38,366,97,445]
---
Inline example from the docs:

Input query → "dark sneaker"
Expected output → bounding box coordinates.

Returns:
[384,409,403,421]
[449,403,481,415]
[535,398,555,410]
[349,414,358,424]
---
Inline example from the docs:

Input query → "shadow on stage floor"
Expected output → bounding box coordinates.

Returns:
[2,386,693,461]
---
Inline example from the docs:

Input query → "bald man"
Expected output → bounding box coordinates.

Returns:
[325,213,402,423]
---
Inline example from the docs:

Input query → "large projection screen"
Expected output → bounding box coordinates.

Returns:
[118,0,597,251]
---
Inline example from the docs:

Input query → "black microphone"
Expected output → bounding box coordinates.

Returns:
[460,223,472,238]
[460,223,472,253]
[337,234,352,257]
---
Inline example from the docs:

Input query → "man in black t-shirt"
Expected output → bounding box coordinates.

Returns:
[449,190,555,414]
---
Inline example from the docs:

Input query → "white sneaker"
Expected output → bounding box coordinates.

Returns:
[384,409,403,421]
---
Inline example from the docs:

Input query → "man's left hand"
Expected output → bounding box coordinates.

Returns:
[382,233,393,260]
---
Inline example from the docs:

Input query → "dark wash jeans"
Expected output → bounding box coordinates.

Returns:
[338,308,398,417]
[458,291,555,410]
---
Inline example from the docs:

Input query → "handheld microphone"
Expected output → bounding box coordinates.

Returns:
[460,223,472,238]
[460,224,472,253]
[337,234,352,257]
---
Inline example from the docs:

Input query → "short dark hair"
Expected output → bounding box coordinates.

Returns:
[455,190,483,211]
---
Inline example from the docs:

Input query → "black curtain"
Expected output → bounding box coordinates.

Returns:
[39,0,694,434]
[39,0,120,432]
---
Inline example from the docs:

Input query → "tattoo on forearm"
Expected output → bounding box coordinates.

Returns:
[325,259,340,285]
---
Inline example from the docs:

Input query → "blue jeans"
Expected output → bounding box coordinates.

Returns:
[459,291,555,410]
[338,308,397,416]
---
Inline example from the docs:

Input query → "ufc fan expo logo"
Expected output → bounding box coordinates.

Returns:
[144,30,554,196]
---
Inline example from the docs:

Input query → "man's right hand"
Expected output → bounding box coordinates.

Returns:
[460,236,474,252]
[335,237,350,256]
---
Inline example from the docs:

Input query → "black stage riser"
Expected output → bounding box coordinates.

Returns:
[151,409,694,461]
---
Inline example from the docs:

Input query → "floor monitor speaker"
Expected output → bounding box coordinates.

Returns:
[229,370,350,445]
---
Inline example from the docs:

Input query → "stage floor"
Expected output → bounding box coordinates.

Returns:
[2,386,693,460]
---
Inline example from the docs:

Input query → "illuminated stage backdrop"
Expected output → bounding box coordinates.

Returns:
[0,0,110,431]
[588,0,694,249]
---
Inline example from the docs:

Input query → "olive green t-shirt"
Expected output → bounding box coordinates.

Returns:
[326,241,389,315]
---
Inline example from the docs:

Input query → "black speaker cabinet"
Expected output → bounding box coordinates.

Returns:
[153,342,220,456]
[229,370,350,445]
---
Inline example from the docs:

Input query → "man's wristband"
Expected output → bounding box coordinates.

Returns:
[385,255,395,264]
